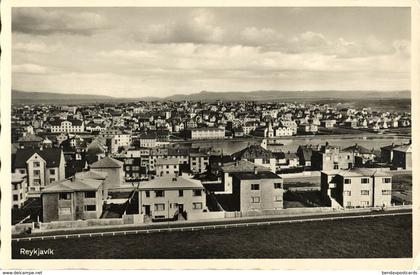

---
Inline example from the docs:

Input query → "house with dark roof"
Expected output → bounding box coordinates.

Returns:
[311,142,354,171]
[232,144,276,173]
[17,133,44,149]
[13,148,65,196]
[392,143,412,170]
[343,143,376,167]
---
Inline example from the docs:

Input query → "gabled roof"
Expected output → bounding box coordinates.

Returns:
[336,168,390,177]
[42,178,102,193]
[14,148,63,169]
[393,144,412,153]
[75,170,108,180]
[342,144,372,154]
[139,176,204,190]
[232,144,273,160]
[18,134,43,143]
[221,160,270,173]
[90,156,122,169]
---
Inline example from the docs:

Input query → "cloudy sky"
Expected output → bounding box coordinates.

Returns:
[12,7,410,98]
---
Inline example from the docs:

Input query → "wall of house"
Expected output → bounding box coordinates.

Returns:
[372,176,392,207]
[239,178,283,212]
[42,193,59,222]
[139,188,206,219]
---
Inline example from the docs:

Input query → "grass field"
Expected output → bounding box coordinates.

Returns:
[13,214,411,259]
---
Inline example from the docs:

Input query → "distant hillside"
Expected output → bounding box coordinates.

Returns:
[165,90,411,102]
[12,90,160,104]
[12,89,411,104]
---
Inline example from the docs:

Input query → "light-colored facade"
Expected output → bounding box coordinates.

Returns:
[42,175,104,222]
[231,171,284,212]
[138,176,207,220]
[189,128,225,140]
[50,119,84,133]
[321,168,392,209]
[12,173,28,209]
[156,158,180,177]
[13,148,66,196]
[110,134,132,153]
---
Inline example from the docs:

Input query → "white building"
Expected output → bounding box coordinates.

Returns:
[189,128,225,140]
[50,119,84,133]
[156,158,180,177]
[138,176,207,220]
[12,173,28,209]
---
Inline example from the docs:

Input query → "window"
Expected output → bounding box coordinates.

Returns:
[179,190,184,197]
[155,190,165,197]
[33,170,40,177]
[361,190,369,195]
[193,202,203,209]
[274,195,283,202]
[344,179,351,184]
[59,193,71,200]
[33,162,40,168]
[154,203,165,211]
[59,207,71,215]
[145,191,150,198]
[382,190,391,195]
[251,184,260,190]
[251,197,260,203]
[13,195,18,201]
[49,169,56,175]
[361,201,370,206]
[166,165,169,169]
[34,179,40,185]
[334,164,339,169]
[382,178,391,183]
[19,169,26,174]
[361,178,369,184]
[50,178,55,183]
[84,191,96,198]
[13,184,18,190]
[193,190,202,196]
[84,205,96,211]
[274,183,282,189]
[344,191,351,196]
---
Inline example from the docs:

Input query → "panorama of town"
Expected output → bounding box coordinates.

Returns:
[11,99,412,257]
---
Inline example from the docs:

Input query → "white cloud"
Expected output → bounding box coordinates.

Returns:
[13,63,47,74]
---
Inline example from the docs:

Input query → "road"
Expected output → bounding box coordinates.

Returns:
[13,208,411,242]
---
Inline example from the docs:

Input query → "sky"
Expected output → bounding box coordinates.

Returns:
[12,7,411,98]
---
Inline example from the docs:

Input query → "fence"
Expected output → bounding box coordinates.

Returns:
[188,211,226,221]
[38,218,124,231]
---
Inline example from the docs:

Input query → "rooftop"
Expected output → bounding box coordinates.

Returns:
[139,176,204,190]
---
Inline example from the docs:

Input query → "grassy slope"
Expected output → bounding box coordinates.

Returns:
[13,215,411,259]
